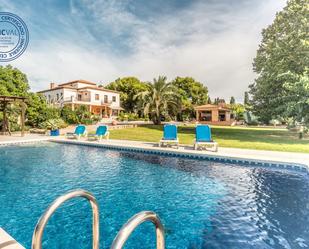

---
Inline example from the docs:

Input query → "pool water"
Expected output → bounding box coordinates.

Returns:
[0,142,308,249]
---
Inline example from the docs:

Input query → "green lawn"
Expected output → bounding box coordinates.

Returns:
[109,125,309,153]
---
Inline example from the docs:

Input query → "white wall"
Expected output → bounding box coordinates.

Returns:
[39,84,120,109]
[63,89,77,100]
[88,89,120,107]
[41,88,64,104]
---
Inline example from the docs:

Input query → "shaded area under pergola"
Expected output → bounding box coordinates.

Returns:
[0,95,27,137]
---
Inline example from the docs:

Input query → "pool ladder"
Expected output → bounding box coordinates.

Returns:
[31,190,165,249]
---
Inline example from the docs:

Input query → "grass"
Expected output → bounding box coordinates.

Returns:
[109,125,309,153]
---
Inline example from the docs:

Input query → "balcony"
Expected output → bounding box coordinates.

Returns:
[62,96,113,106]
[101,100,113,105]
[63,96,90,102]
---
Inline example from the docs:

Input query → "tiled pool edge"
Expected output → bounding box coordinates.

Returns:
[52,139,309,175]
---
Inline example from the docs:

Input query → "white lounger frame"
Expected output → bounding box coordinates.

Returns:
[88,131,110,141]
[194,140,218,152]
[159,139,179,148]
[66,131,87,140]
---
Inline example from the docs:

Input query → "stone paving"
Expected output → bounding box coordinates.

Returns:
[0,134,49,145]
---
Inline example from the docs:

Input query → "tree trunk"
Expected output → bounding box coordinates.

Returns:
[152,114,161,125]
[153,103,161,125]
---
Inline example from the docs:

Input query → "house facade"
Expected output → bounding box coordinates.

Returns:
[194,103,235,125]
[38,80,123,118]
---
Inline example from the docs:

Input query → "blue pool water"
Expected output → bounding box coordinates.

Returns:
[0,142,308,249]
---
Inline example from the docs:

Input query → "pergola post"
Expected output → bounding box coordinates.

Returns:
[196,110,199,122]
[2,101,7,133]
[0,95,27,137]
[20,101,26,137]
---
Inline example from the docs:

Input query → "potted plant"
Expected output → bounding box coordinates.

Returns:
[40,118,67,136]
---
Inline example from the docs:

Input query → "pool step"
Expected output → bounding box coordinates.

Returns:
[0,228,25,249]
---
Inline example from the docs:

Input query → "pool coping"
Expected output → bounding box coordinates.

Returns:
[0,137,50,146]
[0,228,25,249]
[50,138,309,175]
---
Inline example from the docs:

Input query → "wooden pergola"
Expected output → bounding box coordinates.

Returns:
[0,95,27,137]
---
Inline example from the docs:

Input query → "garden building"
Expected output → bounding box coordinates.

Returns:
[194,103,235,125]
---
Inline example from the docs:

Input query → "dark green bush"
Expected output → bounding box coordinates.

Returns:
[61,106,79,124]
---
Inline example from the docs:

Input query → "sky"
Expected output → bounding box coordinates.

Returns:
[1,0,286,102]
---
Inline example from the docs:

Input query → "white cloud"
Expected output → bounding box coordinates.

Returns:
[7,0,286,102]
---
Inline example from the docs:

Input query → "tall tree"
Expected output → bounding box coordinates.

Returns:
[230,96,236,104]
[281,72,309,127]
[105,77,147,113]
[230,103,245,121]
[0,65,61,128]
[244,91,250,106]
[172,77,208,105]
[171,77,209,120]
[136,76,179,125]
[249,0,308,123]
[0,65,29,96]
[214,98,225,105]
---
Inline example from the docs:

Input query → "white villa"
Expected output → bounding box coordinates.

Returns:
[38,80,123,118]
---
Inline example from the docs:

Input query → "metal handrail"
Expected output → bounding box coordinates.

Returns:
[110,211,165,249]
[31,189,100,249]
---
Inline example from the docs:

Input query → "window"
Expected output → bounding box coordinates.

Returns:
[104,95,108,103]
[112,96,116,102]
[78,94,82,101]
[95,94,100,100]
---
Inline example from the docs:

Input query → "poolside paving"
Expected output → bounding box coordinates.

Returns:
[0,134,49,145]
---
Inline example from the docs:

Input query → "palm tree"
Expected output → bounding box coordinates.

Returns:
[135,76,179,125]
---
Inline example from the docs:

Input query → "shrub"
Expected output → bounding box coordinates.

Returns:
[269,119,282,126]
[61,106,102,125]
[246,120,259,126]
[75,105,91,121]
[92,115,101,123]
[27,93,60,127]
[80,118,93,125]
[61,106,79,124]
[40,118,67,130]
[117,112,140,121]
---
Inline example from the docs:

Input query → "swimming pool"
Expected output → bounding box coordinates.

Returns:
[0,142,308,248]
